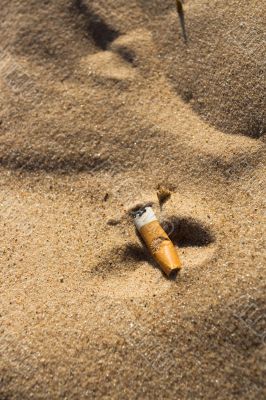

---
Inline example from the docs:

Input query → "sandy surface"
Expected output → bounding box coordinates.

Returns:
[0,1,265,399]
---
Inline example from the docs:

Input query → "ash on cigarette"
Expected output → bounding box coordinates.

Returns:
[128,202,154,217]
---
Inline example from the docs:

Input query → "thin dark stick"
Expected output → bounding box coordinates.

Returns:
[176,0,187,43]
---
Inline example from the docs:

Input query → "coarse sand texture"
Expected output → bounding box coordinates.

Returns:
[0,1,265,399]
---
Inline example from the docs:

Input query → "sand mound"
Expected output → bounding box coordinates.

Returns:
[0,1,265,399]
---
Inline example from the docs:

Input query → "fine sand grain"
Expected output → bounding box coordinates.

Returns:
[0,1,265,399]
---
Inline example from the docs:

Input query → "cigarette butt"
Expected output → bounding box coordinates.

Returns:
[133,206,182,276]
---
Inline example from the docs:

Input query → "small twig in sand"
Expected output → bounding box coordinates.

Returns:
[157,185,172,210]
[176,0,187,43]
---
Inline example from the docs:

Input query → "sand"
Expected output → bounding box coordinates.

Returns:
[0,0,265,399]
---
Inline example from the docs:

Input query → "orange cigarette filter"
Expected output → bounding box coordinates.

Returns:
[133,206,182,276]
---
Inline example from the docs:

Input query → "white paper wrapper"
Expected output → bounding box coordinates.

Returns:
[134,206,157,231]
